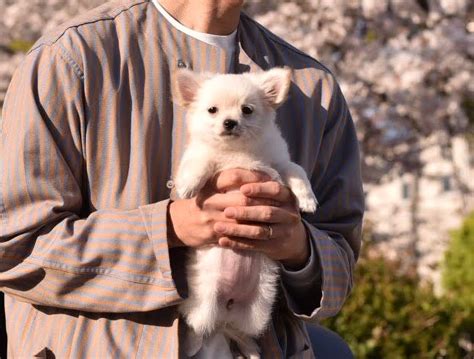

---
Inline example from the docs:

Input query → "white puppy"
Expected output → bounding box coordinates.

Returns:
[173,68,318,357]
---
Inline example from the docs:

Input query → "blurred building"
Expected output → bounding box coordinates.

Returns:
[365,134,473,292]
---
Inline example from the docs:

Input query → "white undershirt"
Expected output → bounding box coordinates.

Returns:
[153,0,237,67]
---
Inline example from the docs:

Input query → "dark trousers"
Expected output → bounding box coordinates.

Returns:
[0,293,6,359]
[306,324,354,359]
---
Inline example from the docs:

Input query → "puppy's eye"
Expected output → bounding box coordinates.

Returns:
[208,106,218,114]
[241,105,253,115]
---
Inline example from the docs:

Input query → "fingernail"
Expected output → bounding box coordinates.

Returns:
[225,208,236,218]
[215,223,226,233]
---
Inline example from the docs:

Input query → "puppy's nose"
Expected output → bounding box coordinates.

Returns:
[223,119,238,131]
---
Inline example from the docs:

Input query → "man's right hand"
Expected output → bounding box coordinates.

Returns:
[168,169,276,248]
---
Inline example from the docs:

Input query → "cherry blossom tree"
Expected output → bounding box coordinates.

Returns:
[246,0,473,183]
[245,0,473,271]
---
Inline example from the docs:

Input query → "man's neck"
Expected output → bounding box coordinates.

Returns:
[157,0,243,35]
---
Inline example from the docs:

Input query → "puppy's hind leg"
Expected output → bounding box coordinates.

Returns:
[181,274,219,335]
[179,249,221,335]
[222,327,261,359]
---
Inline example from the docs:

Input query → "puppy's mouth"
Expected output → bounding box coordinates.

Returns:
[219,130,241,138]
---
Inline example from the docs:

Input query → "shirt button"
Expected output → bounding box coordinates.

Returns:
[166,180,175,189]
[177,59,187,68]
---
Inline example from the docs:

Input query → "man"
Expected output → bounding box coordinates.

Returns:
[0,0,364,357]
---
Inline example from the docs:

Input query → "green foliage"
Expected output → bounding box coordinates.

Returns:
[7,39,34,54]
[365,29,378,43]
[443,212,474,310]
[462,98,474,128]
[322,228,474,358]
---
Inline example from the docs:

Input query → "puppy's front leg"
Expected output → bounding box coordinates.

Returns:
[175,150,214,199]
[277,162,318,213]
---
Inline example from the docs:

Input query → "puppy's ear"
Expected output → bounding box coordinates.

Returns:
[172,69,203,107]
[255,67,292,108]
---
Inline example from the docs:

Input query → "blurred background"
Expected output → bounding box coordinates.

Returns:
[0,0,473,357]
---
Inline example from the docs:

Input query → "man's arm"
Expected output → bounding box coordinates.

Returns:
[0,46,182,313]
[281,77,365,320]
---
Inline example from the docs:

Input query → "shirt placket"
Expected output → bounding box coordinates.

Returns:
[166,33,228,197]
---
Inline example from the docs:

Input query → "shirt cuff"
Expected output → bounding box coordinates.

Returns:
[139,199,174,278]
[280,222,323,316]
[281,229,320,285]
[139,199,190,301]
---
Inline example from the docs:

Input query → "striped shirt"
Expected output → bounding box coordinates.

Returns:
[0,0,365,358]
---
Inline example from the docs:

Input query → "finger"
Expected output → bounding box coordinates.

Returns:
[214,222,281,240]
[224,206,296,224]
[240,181,294,203]
[218,237,271,252]
[213,169,271,192]
[203,192,280,211]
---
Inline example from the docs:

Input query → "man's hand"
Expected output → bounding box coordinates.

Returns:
[214,180,310,269]
[168,168,310,269]
[168,169,275,248]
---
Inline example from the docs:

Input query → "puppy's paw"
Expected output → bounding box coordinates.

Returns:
[223,328,261,359]
[176,185,199,199]
[175,175,205,199]
[292,184,318,213]
[298,195,318,213]
[238,338,261,359]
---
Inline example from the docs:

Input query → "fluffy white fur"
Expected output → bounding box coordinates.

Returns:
[173,68,318,358]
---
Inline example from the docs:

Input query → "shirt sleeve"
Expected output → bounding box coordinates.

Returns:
[280,229,322,316]
[0,45,183,313]
[281,75,365,321]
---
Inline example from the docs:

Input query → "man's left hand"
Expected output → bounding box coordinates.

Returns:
[214,180,310,269]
